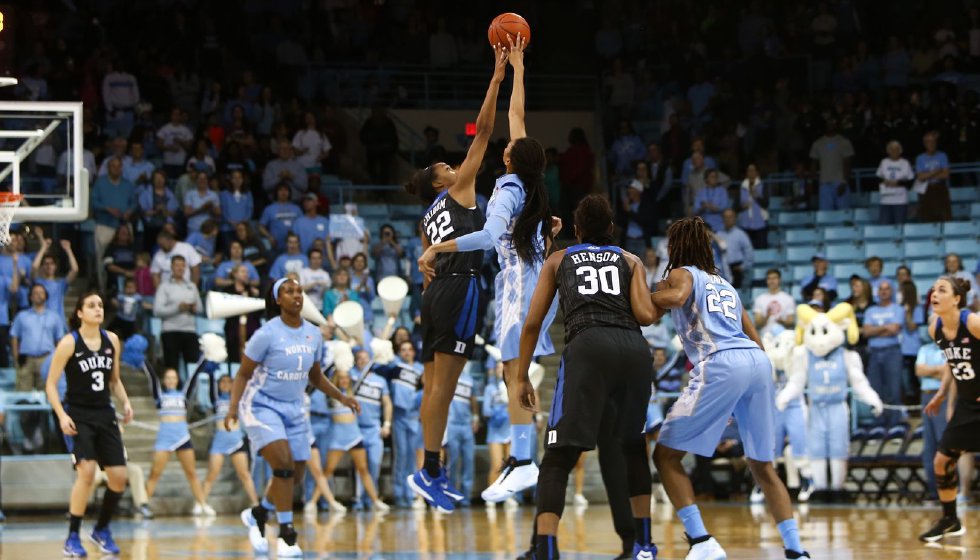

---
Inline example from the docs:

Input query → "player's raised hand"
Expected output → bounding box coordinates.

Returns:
[507,33,526,67]
[59,239,73,252]
[550,216,562,237]
[516,372,536,412]
[492,43,508,81]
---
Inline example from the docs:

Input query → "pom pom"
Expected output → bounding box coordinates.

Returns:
[199,333,229,363]
[370,338,395,365]
[331,340,355,372]
[121,334,150,369]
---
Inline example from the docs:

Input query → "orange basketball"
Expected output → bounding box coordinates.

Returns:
[487,12,531,48]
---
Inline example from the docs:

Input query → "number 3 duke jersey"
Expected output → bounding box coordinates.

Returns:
[64,329,115,408]
[557,244,639,344]
[670,266,758,363]
[935,309,980,402]
[422,191,485,276]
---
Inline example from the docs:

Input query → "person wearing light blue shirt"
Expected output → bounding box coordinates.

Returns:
[292,195,331,254]
[861,280,905,427]
[269,234,309,281]
[351,351,392,510]
[692,169,731,233]
[800,254,839,304]
[384,341,423,508]
[122,143,155,191]
[716,209,754,292]
[0,273,13,366]
[914,131,952,222]
[214,241,261,288]
[259,184,303,250]
[10,284,67,390]
[444,370,478,505]
[184,176,222,234]
[219,170,254,243]
[864,257,894,302]
[916,341,949,499]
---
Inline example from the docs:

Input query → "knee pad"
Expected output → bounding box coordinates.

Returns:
[273,468,295,479]
[536,447,582,516]
[936,454,960,491]
[621,438,652,497]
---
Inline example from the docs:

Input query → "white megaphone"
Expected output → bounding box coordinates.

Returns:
[333,300,365,343]
[377,276,408,317]
[301,292,329,326]
[206,291,265,320]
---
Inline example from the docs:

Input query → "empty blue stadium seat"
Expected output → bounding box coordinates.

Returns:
[852,208,874,224]
[769,196,784,210]
[910,260,945,278]
[825,241,860,260]
[755,248,780,265]
[950,187,979,203]
[0,367,14,390]
[904,240,944,259]
[942,221,979,238]
[816,209,853,226]
[389,204,424,218]
[864,241,902,260]
[971,203,980,219]
[750,286,768,302]
[195,317,225,335]
[786,246,816,263]
[833,263,866,279]
[954,204,972,220]
[862,225,902,240]
[791,264,813,282]
[776,211,814,227]
[358,204,390,217]
[836,281,852,300]
[823,226,860,242]
[945,238,978,259]
[785,229,821,245]
[902,223,941,239]
[914,279,934,296]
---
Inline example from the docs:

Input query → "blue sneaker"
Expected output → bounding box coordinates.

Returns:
[440,473,464,502]
[407,469,456,513]
[63,532,88,557]
[633,541,658,559]
[90,527,120,554]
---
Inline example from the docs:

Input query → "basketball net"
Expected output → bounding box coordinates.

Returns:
[0,192,22,246]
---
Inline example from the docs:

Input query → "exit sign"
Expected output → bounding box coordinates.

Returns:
[465,122,476,137]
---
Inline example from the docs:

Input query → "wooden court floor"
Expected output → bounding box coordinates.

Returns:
[0,503,977,559]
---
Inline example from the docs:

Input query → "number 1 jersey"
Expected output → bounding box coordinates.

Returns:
[557,244,639,344]
[422,191,485,276]
[670,266,757,363]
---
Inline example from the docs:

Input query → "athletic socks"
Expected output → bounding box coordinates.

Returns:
[942,499,957,519]
[95,488,123,530]
[261,497,276,511]
[633,517,652,546]
[777,518,802,554]
[512,424,533,461]
[276,510,293,525]
[535,534,559,559]
[424,449,442,478]
[677,504,708,540]
[280,522,297,546]
[69,514,83,536]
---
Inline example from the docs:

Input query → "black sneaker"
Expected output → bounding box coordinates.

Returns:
[515,546,536,560]
[919,516,965,542]
[785,550,811,559]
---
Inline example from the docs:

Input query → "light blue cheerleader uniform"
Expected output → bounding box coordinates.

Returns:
[210,391,248,456]
[483,378,511,444]
[143,361,215,452]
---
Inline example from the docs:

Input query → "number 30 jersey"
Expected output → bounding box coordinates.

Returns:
[557,244,639,344]
[422,191,485,276]
[935,309,980,402]
[670,266,758,363]
[64,329,115,408]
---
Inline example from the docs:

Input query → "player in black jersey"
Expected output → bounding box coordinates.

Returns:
[515,195,658,560]
[921,276,980,542]
[45,291,132,558]
[401,46,507,513]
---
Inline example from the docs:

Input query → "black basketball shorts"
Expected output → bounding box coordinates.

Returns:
[63,404,127,468]
[939,398,980,455]
[420,274,486,362]
[545,327,653,450]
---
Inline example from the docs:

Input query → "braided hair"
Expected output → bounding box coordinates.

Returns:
[663,216,717,277]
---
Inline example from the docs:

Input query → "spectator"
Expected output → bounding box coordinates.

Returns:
[138,170,180,252]
[153,255,203,375]
[254,87,281,138]
[660,113,691,170]
[914,131,952,222]
[801,254,838,304]
[861,280,904,426]
[360,105,399,185]
[429,17,458,67]
[693,168,729,232]
[680,138,718,189]
[292,112,331,175]
[221,264,261,362]
[157,108,194,179]
[864,257,894,302]
[330,204,370,262]
[184,172,222,235]
[753,269,795,333]
[881,36,911,88]
[604,59,635,124]
[420,126,447,167]
[102,59,140,137]
[875,140,914,224]
[716,209,754,293]
[31,236,78,319]
[619,178,646,256]
[916,340,950,499]
[293,193,332,255]
[218,169,254,250]
[641,248,660,291]
[232,222,269,277]
[91,156,136,292]
[186,138,217,176]
[350,253,376,323]
[558,128,595,225]
[213,240,260,290]
[371,224,404,283]
[0,253,17,367]
[122,140,155,192]
[895,265,913,302]
[323,267,360,318]
[300,248,332,311]
[186,220,219,270]
[687,68,716,128]
[98,139,130,177]
[847,275,873,364]
[10,284,65,391]
[110,278,145,341]
[944,253,976,307]
[262,143,307,202]
[269,233,309,280]
[898,280,923,402]
[258,182,302,250]
[607,120,646,183]
[643,142,674,222]
[150,229,202,288]
[737,163,769,248]
[809,118,854,210]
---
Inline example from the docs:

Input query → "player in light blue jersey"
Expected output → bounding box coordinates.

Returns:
[418,34,559,502]
[650,217,810,560]
[226,278,359,558]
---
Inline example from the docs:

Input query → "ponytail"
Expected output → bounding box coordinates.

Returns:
[508,137,551,265]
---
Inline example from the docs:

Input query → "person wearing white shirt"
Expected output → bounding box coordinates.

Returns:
[299,248,332,311]
[156,109,194,178]
[753,269,796,333]
[292,112,331,173]
[102,62,140,137]
[875,140,915,224]
[150,230,202,288]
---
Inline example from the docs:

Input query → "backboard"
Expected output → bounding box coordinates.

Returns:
[0,101,88,222]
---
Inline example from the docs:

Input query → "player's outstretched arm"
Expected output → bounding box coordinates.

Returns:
[507,33,527,140]
[651,268,693,311]
[516,250,562,410]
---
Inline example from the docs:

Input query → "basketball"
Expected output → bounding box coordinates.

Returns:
[487,12,531,48]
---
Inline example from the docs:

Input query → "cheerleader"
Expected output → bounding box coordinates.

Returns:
[142,363,216,515]
[202,374,259,507]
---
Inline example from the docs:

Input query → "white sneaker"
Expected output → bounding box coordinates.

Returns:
[481,458,539,503]
[200,502,216,517]
[655,484,670,505]
[240,508,269,555]
[484,500,495,509]
[303,501,318,517]
[685,536,726,560]
[276,537,303,558]
[374,500,391,513]
[573,493,589,507]
[504,497,519,510]
[411,497,426,510]
[749,485,765,504]
[192,502,203,516]
[329,500,347,514]
[797,478,814,503]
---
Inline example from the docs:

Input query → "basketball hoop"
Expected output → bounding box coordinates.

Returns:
[0,192,22,246]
